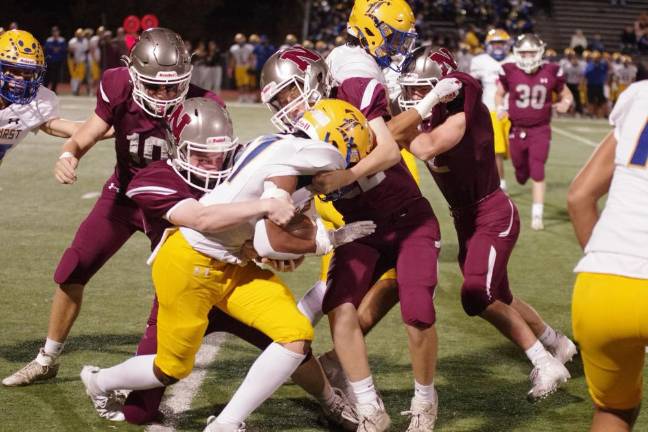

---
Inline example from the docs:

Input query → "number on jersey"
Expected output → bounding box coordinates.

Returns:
[515,84,547,109]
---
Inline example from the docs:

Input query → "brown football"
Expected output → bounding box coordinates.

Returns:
[266,213,316,245]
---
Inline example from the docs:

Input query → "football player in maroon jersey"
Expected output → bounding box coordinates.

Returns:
[495,34,573,230]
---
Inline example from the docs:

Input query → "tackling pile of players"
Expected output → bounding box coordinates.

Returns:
[1,1,645,431]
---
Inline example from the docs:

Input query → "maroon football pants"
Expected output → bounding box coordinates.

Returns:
[508,124,551,185]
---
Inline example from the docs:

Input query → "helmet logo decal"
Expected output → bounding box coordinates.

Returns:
[429,48,457,76]
[168,107,191,142]
[279,46,321,72]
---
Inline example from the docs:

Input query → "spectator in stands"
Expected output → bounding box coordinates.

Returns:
[315,40,330,57]
[570,29,588,51]
[621,25,637,53]
[585,51,609,118]
[44,26,67,93]
[252,34,275,89]
[588,34,605,52]
[9,22,18,30]
[560,48,586,115]
[279,34,298,50]
[191,40,208,87]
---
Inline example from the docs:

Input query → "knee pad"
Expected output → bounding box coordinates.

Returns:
[461,277,493,316]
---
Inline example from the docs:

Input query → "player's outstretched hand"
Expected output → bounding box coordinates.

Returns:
[433,77,462,102]
[554,99,571,114]
[330,220,377,247]
[496,106,508,121]
[264,197,296,227]
[54,155,79,184]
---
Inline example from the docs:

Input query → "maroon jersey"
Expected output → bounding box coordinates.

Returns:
[499,62,565,127]
[330,77,425,222]
[423,71,500,209]
[95,67,224,190]
[125,160,202,247]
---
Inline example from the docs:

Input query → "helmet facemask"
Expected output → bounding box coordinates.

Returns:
[486,40,510,61]
[262,72,324,133]
[398,74,438,114]
[170,135,239,192]
[514,48,544,74]
[0,62,45,104]
[369,20,417,70]
[129,66,192,118]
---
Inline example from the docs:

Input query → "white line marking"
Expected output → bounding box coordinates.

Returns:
[552,125,598,147]
[81,191,101,199]
[146,332,228,432]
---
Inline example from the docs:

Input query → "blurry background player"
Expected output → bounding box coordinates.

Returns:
[229,33,256,103]
[398,45,576,402]
[495,33,573,231]
[67,28,89,96]
[1,27,219,388]
[567,80,648,432]
[0,30,90,167]
[584,51,609,119]
[559,48,586,116]
[43,26,67,93]
[470,28,513,192]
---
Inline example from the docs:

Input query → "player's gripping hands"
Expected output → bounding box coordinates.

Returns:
[415,77,463,119]
[54,152,79,184]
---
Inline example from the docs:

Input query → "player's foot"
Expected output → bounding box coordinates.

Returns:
[2,349,59,386]
[527,355,571,402]
[319,351,355,403]
[321,387,359,431]
[531,215,544,231]
[401,395,438,431]
[204,416,246,432]
[547,332,578,364]
[356,400,390,432]
[80,366,126,421]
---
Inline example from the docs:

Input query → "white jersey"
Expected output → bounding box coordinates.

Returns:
[0,87,59,163]
[229,43,254,67]
[575,81,648,279]
[89,35,101,63]
[559,58,586,85]
[470,53,513,111]
[326,45,385,86]
[180,134,345,264]
[68,37,89,64]
[614,64,637,86]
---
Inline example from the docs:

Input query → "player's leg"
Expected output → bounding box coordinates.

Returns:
[207,263,314,430]
[529,125,551,230]
[2,188,139,387]
[572,272,647,432]
[508,127,530,186]
[396,213,440,432]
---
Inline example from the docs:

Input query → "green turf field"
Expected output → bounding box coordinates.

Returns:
[0,96,645,431]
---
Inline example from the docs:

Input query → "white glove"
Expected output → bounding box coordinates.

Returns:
[315,218,376,255]
[415,77,463,119]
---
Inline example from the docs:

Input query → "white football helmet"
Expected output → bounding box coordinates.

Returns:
[513,33,545,74]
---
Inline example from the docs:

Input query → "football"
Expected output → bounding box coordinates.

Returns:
[268,212,316,242]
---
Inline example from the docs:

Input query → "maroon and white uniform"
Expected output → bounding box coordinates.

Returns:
[120,160,278,424]
[499,62,565,184]
[423,71,520,316]
[54,67,223,285]
[324,77,441,329]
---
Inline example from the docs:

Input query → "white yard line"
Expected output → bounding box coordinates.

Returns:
[552,125,598,148]
[146,333,228,432]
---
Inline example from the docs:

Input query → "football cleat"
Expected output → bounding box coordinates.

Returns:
[401,395,438,432]
[318,351,355,403]
[356,400,391,432]
[548,332,578,364]
[531,215,544,231]
[527,355,571,402]
[204,416,246,432]
[2,349,59,386]
[321,387,360,431]
[80,366,125,421]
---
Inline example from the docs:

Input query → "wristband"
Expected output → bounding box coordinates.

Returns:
[414,90,440,119]
[59,151,75,159]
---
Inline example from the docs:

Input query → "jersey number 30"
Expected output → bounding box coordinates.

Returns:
[515,84,547,110]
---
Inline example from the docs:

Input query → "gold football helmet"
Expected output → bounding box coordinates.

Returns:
[0,29,46,104]
[485,28,511,61]
[296,98,373,167]
[347,0,417,69]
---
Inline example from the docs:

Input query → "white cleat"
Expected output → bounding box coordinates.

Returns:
[527,355,571,402]
[204,416,246,432]
[80,366,125,421]
[2,349,59,386]
[401,394,438,432]
[321,387,360,431]
[356,400,391,432]
[319,351,355,403]
[531,216,544,231]
[548,332,578,364]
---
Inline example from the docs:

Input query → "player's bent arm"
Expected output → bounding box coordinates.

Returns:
[387,109,424,148]
[567,130,616,249]
[494,82,507,117]
[350,116,402,180]
[555,85,574,113]
[410,112,466,161]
